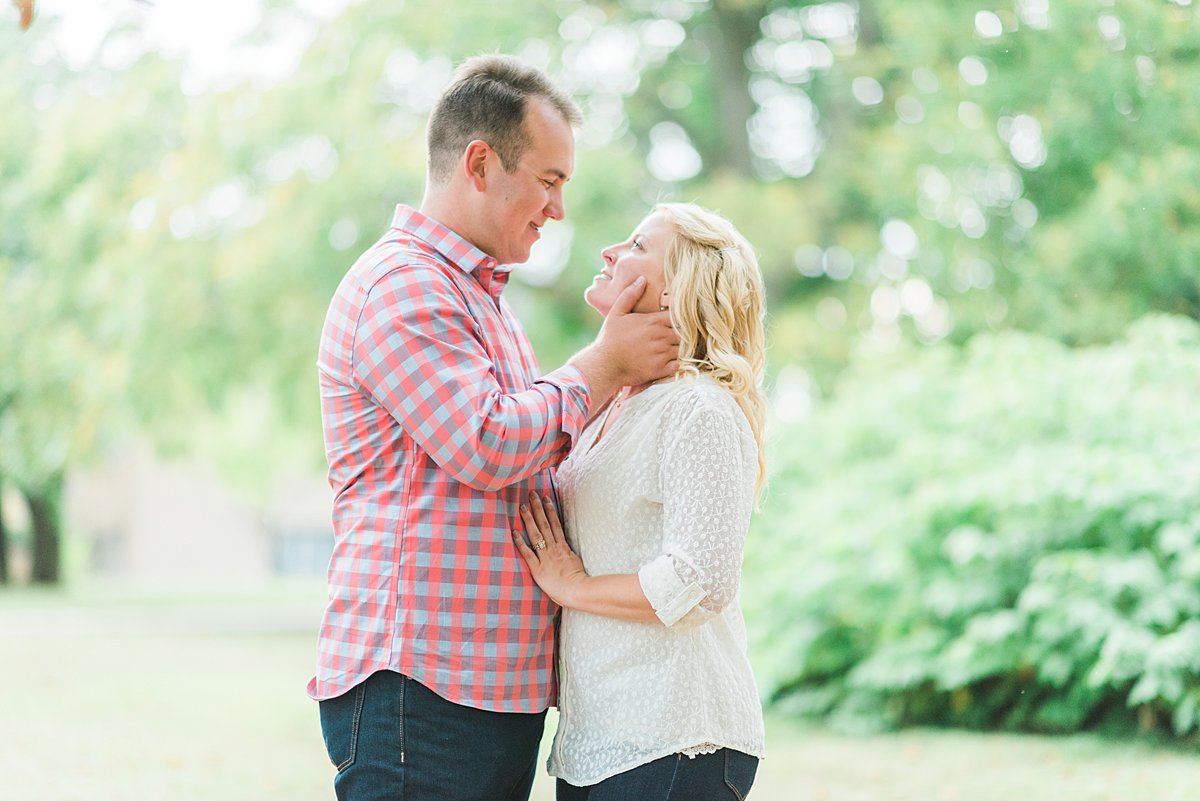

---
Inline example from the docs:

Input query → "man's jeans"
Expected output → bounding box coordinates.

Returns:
[319,670,547,801]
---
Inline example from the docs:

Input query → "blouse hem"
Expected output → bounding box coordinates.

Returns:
[548,737,767,788]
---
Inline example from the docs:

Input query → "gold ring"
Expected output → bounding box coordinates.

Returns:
[535,539,547,550]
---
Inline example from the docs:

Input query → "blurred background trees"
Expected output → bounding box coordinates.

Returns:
[748,315,1200,736]
[2,0,1197,736]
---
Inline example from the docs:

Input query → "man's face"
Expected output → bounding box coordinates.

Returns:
[479,98,574,266]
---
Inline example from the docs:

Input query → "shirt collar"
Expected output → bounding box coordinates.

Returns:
[390,205,509,299]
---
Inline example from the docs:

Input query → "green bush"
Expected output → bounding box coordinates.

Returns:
[748,315,1200,737]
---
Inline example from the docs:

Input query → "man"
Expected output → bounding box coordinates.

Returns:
[311,54,678,801]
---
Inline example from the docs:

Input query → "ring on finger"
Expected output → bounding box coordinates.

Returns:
[535,539,547,550]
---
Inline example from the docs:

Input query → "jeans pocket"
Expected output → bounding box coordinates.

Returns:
[320,681,368,772]
[722,750,758,801]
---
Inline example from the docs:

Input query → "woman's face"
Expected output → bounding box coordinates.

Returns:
[584,212,672,316]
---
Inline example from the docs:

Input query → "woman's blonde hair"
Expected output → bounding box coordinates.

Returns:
[657,202,767,494]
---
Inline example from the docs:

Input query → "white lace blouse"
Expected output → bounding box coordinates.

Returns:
[547,376,766,787]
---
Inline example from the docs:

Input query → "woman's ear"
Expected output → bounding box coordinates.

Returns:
[658,290,670,312]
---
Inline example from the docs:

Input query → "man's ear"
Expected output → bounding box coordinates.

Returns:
[463,140,491,190]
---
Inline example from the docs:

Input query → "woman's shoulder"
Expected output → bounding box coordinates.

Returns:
[656,375,749,434]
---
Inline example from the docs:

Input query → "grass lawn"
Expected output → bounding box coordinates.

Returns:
[2,582,1196,800]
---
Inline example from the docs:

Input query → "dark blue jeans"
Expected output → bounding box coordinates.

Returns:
[556,749,758,801]
[319,670,547,801]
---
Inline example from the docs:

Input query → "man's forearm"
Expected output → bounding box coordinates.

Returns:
[566,344,625,411]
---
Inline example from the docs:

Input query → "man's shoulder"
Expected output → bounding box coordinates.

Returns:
[355,233,454,284]
[335,233,463,304]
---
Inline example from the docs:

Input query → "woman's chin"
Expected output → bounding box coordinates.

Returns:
[582,292,609,317]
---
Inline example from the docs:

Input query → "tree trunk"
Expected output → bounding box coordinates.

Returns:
[703,0,761,177]
[0,480,8,584]
[26,475,62,585]
[0,395,12,583]
[857,0,883,49]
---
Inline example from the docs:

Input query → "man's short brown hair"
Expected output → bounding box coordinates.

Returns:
[426,54,582,186]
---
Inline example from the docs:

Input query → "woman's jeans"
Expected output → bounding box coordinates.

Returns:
[556,748,759,801]
[319,670,547,801]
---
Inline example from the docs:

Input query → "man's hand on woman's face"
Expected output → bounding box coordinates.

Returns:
[596,278,680,385]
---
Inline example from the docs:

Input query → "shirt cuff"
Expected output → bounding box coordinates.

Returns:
[534,364,591,443]
[638,555,707,628]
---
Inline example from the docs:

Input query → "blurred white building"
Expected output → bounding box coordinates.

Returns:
[61,441,333,584]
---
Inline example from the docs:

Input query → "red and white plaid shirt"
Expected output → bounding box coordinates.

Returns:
[309,205,591,712]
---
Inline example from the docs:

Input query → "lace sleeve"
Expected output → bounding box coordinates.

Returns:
[637,402,755,631]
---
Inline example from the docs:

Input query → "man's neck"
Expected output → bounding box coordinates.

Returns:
[420,186,471,240]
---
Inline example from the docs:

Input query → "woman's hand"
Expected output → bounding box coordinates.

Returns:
[513,492,589,608]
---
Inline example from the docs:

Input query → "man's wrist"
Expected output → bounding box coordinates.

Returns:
[567,346,622,407]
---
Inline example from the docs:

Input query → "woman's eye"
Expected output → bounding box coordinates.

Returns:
[631,239,643,250]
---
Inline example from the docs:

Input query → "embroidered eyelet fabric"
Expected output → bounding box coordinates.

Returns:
[547,376,766,787]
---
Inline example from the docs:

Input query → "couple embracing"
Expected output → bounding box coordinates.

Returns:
[312,54,767,801]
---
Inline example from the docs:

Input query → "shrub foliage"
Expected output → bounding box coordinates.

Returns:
[748,316,1200,736]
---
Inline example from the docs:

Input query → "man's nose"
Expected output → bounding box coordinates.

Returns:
[545,187,565,221]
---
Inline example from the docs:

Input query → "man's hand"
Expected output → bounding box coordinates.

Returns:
[569,277,680,405]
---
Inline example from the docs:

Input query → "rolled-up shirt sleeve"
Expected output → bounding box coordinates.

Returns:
[637,404,755,630]
[353,263,590,491]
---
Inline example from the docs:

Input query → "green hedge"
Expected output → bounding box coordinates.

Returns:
[747,315,1200,736]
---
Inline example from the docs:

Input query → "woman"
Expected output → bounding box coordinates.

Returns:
[513,202,768,801]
